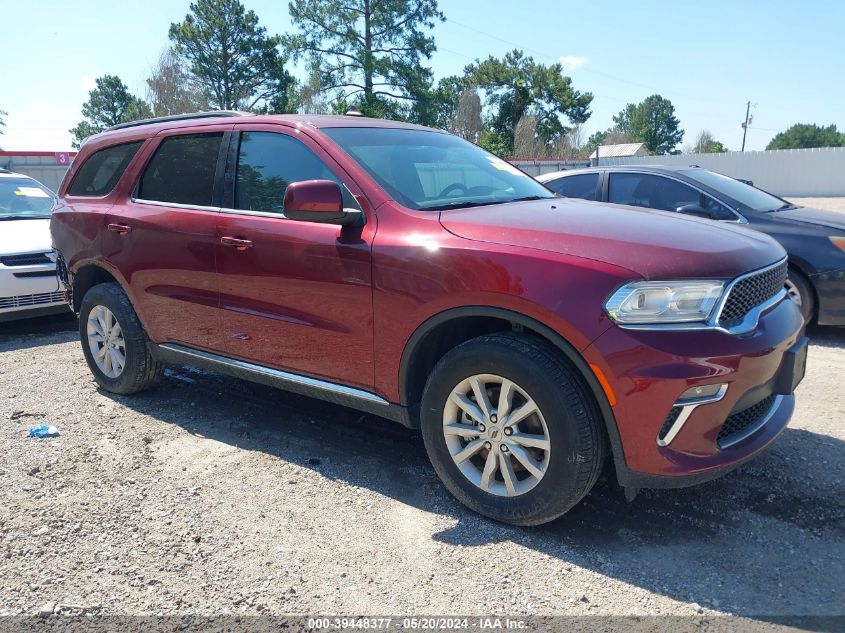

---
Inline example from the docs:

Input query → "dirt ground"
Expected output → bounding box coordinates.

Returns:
[786,197,845,213]
[0,314,843,626]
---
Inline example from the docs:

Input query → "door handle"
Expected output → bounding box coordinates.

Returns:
[220,236,254,251]
[107,223,132,235]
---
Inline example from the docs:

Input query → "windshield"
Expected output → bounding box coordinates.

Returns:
[679,169,789,212]
[0,178,55,218]
[322,127,554,211]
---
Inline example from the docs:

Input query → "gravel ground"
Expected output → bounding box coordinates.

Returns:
[0,314,843,626]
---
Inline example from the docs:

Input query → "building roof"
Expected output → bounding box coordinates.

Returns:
[589,142,646,159]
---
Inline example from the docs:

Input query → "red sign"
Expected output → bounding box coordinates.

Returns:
[54,152,69,166]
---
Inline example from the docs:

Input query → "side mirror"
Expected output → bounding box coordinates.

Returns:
[283,180,362,226]
[676,203,715,219]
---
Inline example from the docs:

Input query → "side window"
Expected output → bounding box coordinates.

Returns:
[67,141,143,196]
[546,173,599,201]
[137,133,223,207]
[703,195,738,221]
[608,173,698,212]
[235,131,355,214]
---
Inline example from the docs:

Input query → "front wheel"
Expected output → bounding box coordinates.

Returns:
[420,333,606,526]
[79,282,164,394]
[785,267,814,324]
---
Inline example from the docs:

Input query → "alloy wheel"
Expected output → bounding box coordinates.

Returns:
[442,374,551,497]
[86,305,126,379]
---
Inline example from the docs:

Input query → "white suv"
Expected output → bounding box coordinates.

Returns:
[0,170,68,321]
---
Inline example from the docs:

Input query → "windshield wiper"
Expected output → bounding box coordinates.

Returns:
[771,202,798,211]
[508,195,553,203]
[0,215,51,220]
[422,200,506,211]
[423,195,554,212]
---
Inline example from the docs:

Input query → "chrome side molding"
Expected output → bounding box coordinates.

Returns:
[157,343,390,405]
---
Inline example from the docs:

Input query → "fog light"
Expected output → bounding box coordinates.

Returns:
[657,383,729,447]
[679,383,726,401]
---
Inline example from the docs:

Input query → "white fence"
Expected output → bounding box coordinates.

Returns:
[509,159,590,177]
[597,147,845,197]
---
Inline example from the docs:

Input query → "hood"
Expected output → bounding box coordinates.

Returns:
[439,198,785,279]
[769,206,845,232]
[0,218,53,255]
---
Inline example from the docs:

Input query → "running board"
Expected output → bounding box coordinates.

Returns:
[152,343,414,428]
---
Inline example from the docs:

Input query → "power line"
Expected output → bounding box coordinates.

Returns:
[444,18,720,106]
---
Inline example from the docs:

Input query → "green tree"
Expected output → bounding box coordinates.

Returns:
[69,75,152,148]
[582,127,635,157]
[613,94,683,154]
[284,0,444,119]
[766,123,844,150]
[465,49,592,155]
[477,129,509,156]
[691,129,728,153]
[169,0,293,112]
[407,75,466,128]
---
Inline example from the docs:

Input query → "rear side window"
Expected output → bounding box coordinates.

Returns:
[67,141,143,196]
[608,172,698,211]
[546,173,599,200]
[138,133,223,207]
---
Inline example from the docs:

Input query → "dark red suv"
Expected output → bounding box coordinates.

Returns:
[51,112,807,525]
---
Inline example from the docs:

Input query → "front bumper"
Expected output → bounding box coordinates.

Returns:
[0,252,66,320]
[584,294,805,486]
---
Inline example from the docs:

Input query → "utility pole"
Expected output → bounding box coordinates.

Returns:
[741,101,751,152]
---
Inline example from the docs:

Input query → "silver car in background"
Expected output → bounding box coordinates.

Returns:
[0,170,68,321]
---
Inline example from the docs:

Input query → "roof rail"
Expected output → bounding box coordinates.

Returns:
[105,110,251,132]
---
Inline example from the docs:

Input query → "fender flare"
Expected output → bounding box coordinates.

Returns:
[397,306,627,479]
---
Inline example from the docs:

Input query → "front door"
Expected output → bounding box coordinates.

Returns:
[215,126,375,391]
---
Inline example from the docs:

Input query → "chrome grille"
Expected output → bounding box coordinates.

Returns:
[0,291,65,309]
[718,261,787,325]
[0,252,53,267]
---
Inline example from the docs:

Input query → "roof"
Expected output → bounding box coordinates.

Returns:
[589,142,646,159]
[537,164,698,182]
[81,112,442,149]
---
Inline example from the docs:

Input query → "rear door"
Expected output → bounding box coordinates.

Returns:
[545,172,601,201]
[103,127,230,351]
[215,124,375,391]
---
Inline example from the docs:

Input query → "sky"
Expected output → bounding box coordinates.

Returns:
[1,0,843,152]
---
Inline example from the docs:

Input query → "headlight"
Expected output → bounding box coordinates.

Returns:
[831,236,845,254]
[605,280,725,324]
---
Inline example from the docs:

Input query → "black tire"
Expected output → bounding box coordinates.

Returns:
[786,266,815,324]
[420,333,606,526]
[78,282,164,394]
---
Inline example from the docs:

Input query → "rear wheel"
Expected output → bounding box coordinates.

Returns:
[785,267,814,324]
[420,333,606,526]
[79,282,164,394]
